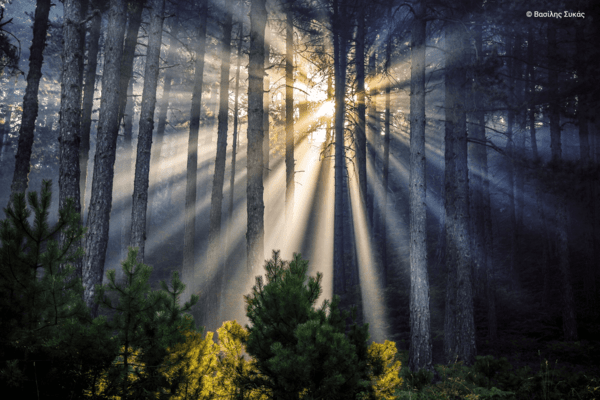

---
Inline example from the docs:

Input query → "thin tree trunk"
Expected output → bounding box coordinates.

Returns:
[59,0,86,277]
[285,9,294,228]
[9,0,51,199]
[408,0,432,372]
[117,0,144,127]
[83,0,128,317]
[505,35,518,290]
[444,19,475,365]
[547,24,578,341]
[246,0,267,273]
[183,0,208,286]
[367,53,377,229]
[80,5,102,212]
[333,0,348,296]
[263,25,270,187]
[227,22,243,253]
[355,6,366,205]
[381,32,391,287]
[207,0,233,329]
[472,25,496,344]
[121,78,135,263]
[576,24,596,307]
[148,20,181,235]
[130,0,166,262]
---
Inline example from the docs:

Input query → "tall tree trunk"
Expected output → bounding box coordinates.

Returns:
[59,0,86,277]
[380,31,391,287]
[207,0,233,329]
[227,22,243,253]
[263,25,270,187]
[148,19,181,235]
[333,0,348,296]
[355,6,366,205]
[246,0,267,273]
[408,0,432,372]
[121,78,135,263]
[183,0,208,288]
[285,9,294,228]
[547,24,578,341]
[130,0,166,262]
[472,25,496,344]
[367,53,377,229]
[83,0,128,317]
[80,5,102,212]
[9,0,51,199]
[444,19,475,365]
[504,35,518,290]
[576,23,596,307]
[117,0,144,127]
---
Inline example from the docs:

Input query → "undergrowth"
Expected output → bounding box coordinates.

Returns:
[395,351,599,399]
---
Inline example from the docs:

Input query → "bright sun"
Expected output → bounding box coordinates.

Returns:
[314,100,334,119]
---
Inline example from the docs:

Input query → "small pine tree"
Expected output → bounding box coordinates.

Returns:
[243,250,394,399]
[0,180,115,398]
[94,247,199,399]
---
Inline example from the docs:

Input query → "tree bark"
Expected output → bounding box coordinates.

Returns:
[80,4,103,212]
[183,0,208,291]
[58,0,87,277]
[83,0,128,317]
[408,1,432,372]
[9,0,51,199]
[548,24,578,341]
[356,6,366,206]
[148,19,181,235]
[505,35,518,290]
[246,0,267,273]
[117,0,144,127]
[206,0,233,329]
[444,19,475,365]
[263,25,270,187]
[333,0,348,296]
[285,8,294,228]
[227,22,244,253]
[380,31,391,288]
[129,0,166,262]
[121,77,135,263]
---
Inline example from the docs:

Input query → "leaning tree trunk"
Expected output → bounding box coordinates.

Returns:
[80,4,102,212]
[285,8,294,228]
[9,0,51,199]
[183,0,208,296]
[129,0,166,262]
[408,0,432,373]
[207,0,233,329]
[444,19,475,365]
[246,0,267,274]
[547,24,578,341]
[58,0,86,277]
[83,0,128,317]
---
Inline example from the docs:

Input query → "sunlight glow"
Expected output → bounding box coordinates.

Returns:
[314,100,334,119]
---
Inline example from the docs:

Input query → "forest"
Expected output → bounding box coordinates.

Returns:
[0,0,599,398]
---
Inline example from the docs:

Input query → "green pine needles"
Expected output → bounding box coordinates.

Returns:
[243,250,384,400]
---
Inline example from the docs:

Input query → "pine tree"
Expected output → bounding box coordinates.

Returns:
[243,251,394,399]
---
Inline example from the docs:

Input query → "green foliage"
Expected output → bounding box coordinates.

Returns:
[92,247,199,399]
[0,181,114,398]
[243,250,398,400]
[397,352,599,400]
